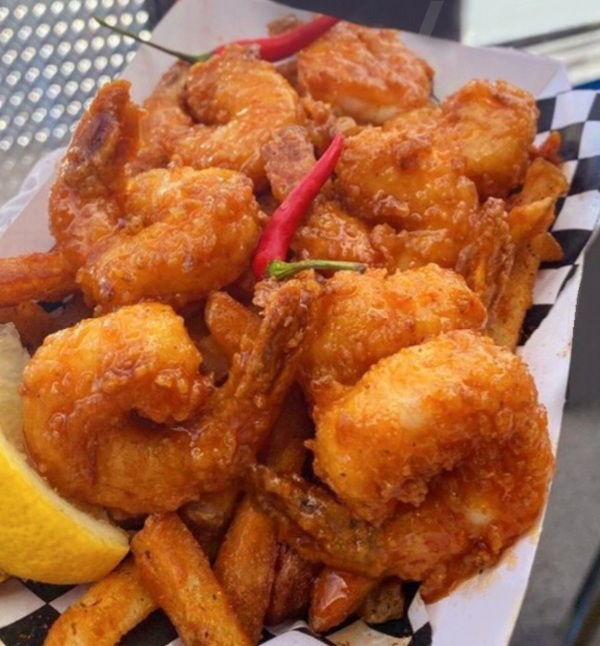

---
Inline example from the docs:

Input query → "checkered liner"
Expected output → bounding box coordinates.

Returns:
[1,89,599,646]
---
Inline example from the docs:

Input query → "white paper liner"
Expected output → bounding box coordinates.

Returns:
[1,1,599,644]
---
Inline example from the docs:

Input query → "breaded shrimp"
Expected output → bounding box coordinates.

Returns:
[299,265,487,407]
[441,79,539,199]
[77,167,262,312]
[311,329,548,522]
[383,80,539,199]
[39,80,263,312]
[22,276,320,515]
[293,199,382,266]
[335,121,479,232]
[0,81,141,307]
[252,331,554,601]
[297,22,434,124]
[49,80,142,268]
[173,46,305,189]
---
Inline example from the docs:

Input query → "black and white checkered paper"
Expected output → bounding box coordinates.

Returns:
[1,87,598,646]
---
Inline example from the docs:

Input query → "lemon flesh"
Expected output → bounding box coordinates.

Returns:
[0,323,129,584]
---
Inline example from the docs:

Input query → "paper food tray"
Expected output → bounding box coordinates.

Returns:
[0,0,599,644]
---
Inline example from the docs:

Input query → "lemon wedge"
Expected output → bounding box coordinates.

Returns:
[0,323,129,584]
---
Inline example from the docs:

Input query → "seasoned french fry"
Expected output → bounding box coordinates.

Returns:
[131,513,253,646]
[358,578,405,625]
[0,251,76,308]
[507,197,555,248]
[213,385,312,641]
[266,544,318,626]
[531,130,562,165]
[43,558,157,646]
[511,157,568,207]
[214,497,278,642]
[309,568,377,633]
[487,241,541,349]
[535,231,564,262]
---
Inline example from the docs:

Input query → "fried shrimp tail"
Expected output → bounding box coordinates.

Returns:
[22,277,320,515]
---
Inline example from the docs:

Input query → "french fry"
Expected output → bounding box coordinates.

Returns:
[487,241,541,349]
[511,157,568,207]
[358,578,405,625]
[0,568,9,583]
[43,558,157,646]
[507,197,555,249]
[214,385,312,640]
[259,385,320,626]
[131,513,253,646]
[214,497,278,642]
[488,157,567,348]
[535,231,564,262]
[531,130,562,165]
[309,568,377,633]
[265,544,318,626]
[0,251,76,308]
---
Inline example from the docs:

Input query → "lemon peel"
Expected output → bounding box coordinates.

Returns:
[0,323,129,584]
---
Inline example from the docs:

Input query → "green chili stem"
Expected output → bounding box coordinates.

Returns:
[266,259,367,281]
[95,16,211,64]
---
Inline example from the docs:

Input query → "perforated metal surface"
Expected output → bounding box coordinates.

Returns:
[0,0,174,205]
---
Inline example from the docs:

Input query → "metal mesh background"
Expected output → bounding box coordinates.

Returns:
[0,0,176,206]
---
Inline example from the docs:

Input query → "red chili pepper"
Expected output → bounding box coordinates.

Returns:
[95,15,339,64]
[252,132,345,280]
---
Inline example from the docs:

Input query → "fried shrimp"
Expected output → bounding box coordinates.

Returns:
[49,80,142,268]
[297,21,434,124]
[335,120,480,232]
[77,167,262,312]
[252,331,554,601]
[0,81,142,308]
[441,79,539,199]
[22,277,320,515]
[39,79,263,312]
[173,46,305,189]
[299,265,487,407]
